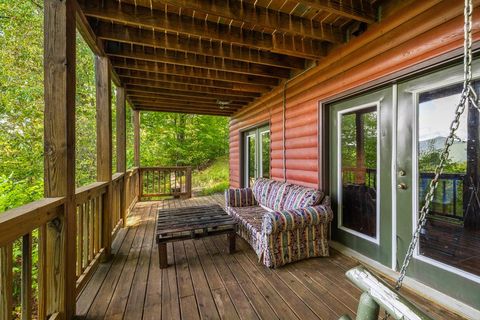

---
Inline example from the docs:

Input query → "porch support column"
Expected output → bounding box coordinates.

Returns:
[465,104,480,230]
[96,56,112,259]
[133,110,140,167]
[116,87,127,226]
[43,0,76,318]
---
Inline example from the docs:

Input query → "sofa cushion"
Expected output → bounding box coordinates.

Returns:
[264,180,290,211]
[226,205,266,256]
[282,185,324,210]
[225,188,257,207]
[252,178,274,206]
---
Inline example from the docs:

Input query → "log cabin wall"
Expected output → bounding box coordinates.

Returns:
[229,0,480,189]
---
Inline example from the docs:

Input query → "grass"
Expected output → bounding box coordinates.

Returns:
[192,156,229,196]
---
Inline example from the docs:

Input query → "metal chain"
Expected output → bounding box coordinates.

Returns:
[382,1,477,318]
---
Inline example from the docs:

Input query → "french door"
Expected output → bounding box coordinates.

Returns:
[396,61,480,308]
[243,125,270,187]
[329,87,393,267]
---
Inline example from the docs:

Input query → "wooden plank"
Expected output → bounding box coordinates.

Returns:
[116,87,126,173]
[79,0,327,59]
[130,97,244,108]
[105,42,292,78]
[121,78,262,98]
[127,84,255,102]
[96,55,113,260]
[111,60,279,87]
[0,244,13,320]
[117,70,272,93]
[173,242,200,319]
[123,204,156,318]
[297,0,375,23]
[0,198,64,247]
[104,206,148,319]
[133,110,140,167]
[96,27,305,69]
[44,0,77,317]
[21,234,32,320]
[129,0,343,41]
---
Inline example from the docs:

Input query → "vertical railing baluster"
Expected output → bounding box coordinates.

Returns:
[21,233,32,320]
[0,243,13,320]
[38,225,47,320]
[88,199,94,261]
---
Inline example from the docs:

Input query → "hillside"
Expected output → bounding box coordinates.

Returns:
[192,156,230,196]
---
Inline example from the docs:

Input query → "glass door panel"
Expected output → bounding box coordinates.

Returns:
[243,125,270,187]
[260,130,270,179]
[329,87,393,267]
[396,61,480,309]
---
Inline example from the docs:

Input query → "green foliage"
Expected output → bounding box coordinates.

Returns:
[192,156,229,195]
[341,111,377,169]
[140,112,229,167]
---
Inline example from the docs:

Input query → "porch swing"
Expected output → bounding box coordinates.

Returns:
[339,1,479,319]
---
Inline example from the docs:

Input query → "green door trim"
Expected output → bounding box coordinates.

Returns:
[329,86,393,267]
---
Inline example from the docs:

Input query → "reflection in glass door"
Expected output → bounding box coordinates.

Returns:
[396,61,480,309]
[243,125,270,187]
[329,87,393,267]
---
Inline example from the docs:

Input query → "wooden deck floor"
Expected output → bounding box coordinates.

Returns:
[76,194,465,320]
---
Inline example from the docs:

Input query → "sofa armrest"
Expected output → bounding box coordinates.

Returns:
[225,188,258,207]
[262,197,333,234]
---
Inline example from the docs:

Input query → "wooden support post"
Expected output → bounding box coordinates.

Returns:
[185,167,192,199]
[96,56,113,259]
[116,87,127,226]
[133,110,140,167]
[44,0,76,318]
[0,244,13,320]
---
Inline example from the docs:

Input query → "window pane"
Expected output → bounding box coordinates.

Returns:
[247,135,256,187]
[261,131,270,178]
[341,107,377,237]
[418,82,480,276]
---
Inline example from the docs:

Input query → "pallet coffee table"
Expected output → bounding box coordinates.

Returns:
[155,204,237,268]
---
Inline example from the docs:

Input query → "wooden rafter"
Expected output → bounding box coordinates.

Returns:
[116,70,271,93]
[113,0,344,41]
[297,0,375,23]
[129,97,245,107]
[130,100,243,111]
[78,0,329,59]
[104,42,291,78]
[111,60,279,86]
[127,94,247,107]
[94,22,307,69]
[133,105,234,116]
[126,85,255,102]
[123,80,261,98]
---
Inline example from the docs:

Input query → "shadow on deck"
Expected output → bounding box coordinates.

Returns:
[75,194,464,320]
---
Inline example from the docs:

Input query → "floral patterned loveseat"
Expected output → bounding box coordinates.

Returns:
[225,178,333,268]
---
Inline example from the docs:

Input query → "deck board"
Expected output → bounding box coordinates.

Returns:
[76,194,466,320]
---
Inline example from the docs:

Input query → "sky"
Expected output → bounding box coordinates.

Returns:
[418,93,468,142]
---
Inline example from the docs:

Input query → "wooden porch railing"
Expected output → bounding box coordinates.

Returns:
[0,167,141,320]
[139,166,192,200]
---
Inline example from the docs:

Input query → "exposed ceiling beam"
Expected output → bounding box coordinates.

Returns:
[78,0,330,59]
[297,0,375,24]
[116,70,271,93]
[110,58,280,86]
[104,42,291,78]
[95,22,307,69]
[114,0,344,41]
[133,105,234,116]
[130,100,243,111]
[122,79,261,97]
[128,92,248,107]
[126,85,255,102]
[130,97,245,108]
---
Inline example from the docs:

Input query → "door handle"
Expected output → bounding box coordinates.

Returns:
[397,183,408,190]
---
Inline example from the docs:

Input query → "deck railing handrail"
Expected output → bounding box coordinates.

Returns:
[139,166,192,199]
[0,169,141,319]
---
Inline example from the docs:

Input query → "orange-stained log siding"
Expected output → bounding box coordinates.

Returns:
[229,1,480,189]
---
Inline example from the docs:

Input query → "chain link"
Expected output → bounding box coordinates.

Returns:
[382,1,477,318]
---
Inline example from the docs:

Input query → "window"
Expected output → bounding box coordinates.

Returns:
[339,105,378,238]
[243,125,270,187]
[416,81,480,276]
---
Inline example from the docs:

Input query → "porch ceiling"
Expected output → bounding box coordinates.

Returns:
[76,0,377,116]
